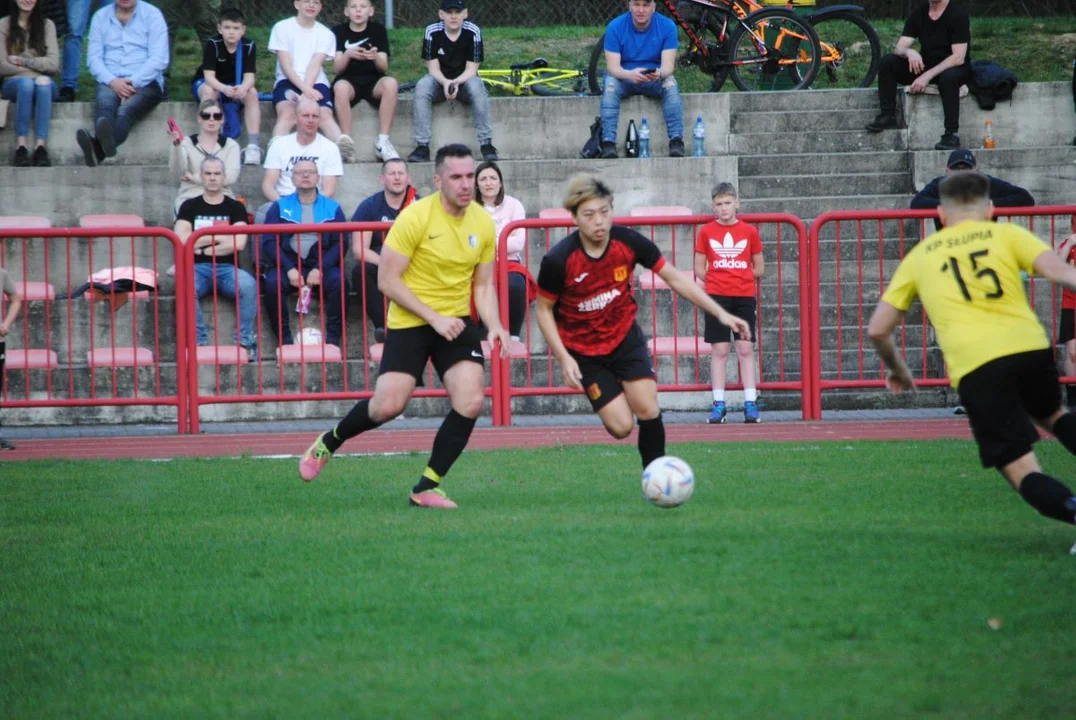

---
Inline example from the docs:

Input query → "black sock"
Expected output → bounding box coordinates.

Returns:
[1018,472,1076,524]
[324,399,383,452]
[1067,385,1076,408]
[1052,412,1076,456]
[414,410,477,492]
[638,413,666,469]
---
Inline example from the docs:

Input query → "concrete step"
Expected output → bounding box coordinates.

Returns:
[730,130,907,155]
[740,194,911,218]
[739,172,913,199]
[739,151,911,177]
[730,109,881,134]
[729,88,881,113]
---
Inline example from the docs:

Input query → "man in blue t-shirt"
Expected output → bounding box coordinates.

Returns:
[598,0,683,159]
[349,158,418,342]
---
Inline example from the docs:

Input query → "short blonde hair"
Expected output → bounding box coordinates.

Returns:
[563,174,614,215]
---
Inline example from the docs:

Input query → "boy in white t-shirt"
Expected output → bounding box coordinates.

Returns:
[268,0,353,161]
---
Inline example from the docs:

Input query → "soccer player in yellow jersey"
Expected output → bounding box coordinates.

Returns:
[869,171,1076,530]
[298,144,510,508]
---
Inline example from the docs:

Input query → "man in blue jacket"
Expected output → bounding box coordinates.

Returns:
[911,148,1034,231]
[261,159,348,348]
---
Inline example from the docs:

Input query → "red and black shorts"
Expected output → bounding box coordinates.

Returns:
[569,323,655,412]
[957,349,1062,468]
[378,318,484,382]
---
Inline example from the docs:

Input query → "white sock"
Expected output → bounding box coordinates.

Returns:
[744,388,758,402]
[378,134,390,143]
[712,389,725,403]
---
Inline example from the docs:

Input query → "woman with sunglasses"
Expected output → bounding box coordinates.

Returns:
[168,98,241,215]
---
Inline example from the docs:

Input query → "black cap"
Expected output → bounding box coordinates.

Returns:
[440,0,465,10]
[946,149,976,170]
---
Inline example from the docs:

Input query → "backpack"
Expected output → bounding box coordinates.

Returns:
[580,116,602,159]
[968,59,1018,110]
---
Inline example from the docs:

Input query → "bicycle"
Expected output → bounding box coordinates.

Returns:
[399,58,590,98]
[589,0,823,94]
[589,0,880,93]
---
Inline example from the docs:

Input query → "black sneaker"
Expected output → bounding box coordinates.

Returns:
[13,146,30,167]
[76,129,98,167]
[599,141,617,159]
[480,143,499,161]
[934,133,961,151]
[95,117,116,157]
[668,137,685,157]
[865,114,899,133]
[406,144,430,163]
[32,146,50,167]
[57,86,76,103]
[0,436,15,451]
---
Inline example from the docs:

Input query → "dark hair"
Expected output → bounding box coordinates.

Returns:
[474,161,505,206]
[219,8,246,24]
[939,171,990,206]
[6,0,48,57]
[711,181,737,199]
[433,143,473,174]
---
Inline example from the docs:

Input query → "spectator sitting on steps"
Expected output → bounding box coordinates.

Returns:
[866,0,972,151]
[597,0,684,159]
[911,148,1034,231]
[0,0,60,167]
[168,98,241,217]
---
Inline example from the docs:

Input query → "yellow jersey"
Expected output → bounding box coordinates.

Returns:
[882,220,1050,388]
[383,193,496,330]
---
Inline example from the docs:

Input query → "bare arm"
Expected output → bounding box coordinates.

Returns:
[206,222,248,255]
[657,263,750,341]
[262,169,282,203]
[202,68,227,94]
[352,231,381,266]
[867,301,915,392]
[426,57,448,85]
[453,60,480,85]
[472,261,510,356]
[0,292,22,336]
[658,48,676,80]
[174,218,193,243]
[321,175,338,199]
[603,49,651,85]
[276,50,309,91]
[751,251,765,279]
[1034,249,1076,293]
[693,251,707,287]
[913,43,967,85]
[332,50,350,75]
[535,295,583,390]
[1056,233,1076,260]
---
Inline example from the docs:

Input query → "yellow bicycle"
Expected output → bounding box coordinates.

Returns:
[400,58,591,98]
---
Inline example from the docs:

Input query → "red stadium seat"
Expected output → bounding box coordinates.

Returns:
[648,336,711,356]
[0,216,51,229]
[78,214,145,228]
[636,270,670,290]
[4,348,58,369]
[630,205,693,217]
[16,281,55,300]
[538,208,572,220]
[196,345,251,365]
[87,347,154,367]
[275,343,342,364]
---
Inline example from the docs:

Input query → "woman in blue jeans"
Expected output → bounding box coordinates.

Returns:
[0,0,59,166]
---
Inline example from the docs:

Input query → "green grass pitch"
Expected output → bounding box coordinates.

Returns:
[2,440,1075,718]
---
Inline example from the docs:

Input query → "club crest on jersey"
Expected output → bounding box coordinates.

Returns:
[586,383,602,401]
[613,265,629,282]
[710,232,749,270]
[468,235,478,249]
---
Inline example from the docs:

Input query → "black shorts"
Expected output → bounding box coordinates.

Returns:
[377,318,484,382]
[1058,308,1076,345]
[957,349,1061,469]
[570,324,655,412]
[332,76,381,107]
[704,295,756,344]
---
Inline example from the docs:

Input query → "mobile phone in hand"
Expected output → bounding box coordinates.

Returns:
[167,117,183,142]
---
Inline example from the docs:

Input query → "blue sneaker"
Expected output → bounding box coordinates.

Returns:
[707,401,727,424]
[744,401,761,424]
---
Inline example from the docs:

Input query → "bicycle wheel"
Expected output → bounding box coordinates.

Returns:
[728,8,821,92]
[806,10,881,89]
[530,69,589,96]
[587,33,607,96]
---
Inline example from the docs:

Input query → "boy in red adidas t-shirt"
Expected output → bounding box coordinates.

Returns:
[1057,217,1076,409]
[694,183,764,424]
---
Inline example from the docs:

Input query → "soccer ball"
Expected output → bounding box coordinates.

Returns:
[641,456,695,508]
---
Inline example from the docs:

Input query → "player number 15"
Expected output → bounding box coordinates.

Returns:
[941,249,1004,302]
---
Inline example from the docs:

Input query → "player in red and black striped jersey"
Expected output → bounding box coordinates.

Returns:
[536,174,750,470]
[1056,219,1076,408]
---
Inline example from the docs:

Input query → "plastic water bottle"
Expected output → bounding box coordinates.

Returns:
[638,118,651,158]
[692,115,705,157]
[983,118,995,149]
[625,119,639,158]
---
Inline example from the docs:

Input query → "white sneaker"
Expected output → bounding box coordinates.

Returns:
[243,144,262,166]
[337,134,357,163]
[375,136,400,161]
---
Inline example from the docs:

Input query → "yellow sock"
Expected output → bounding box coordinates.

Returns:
[422,467,442,484]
